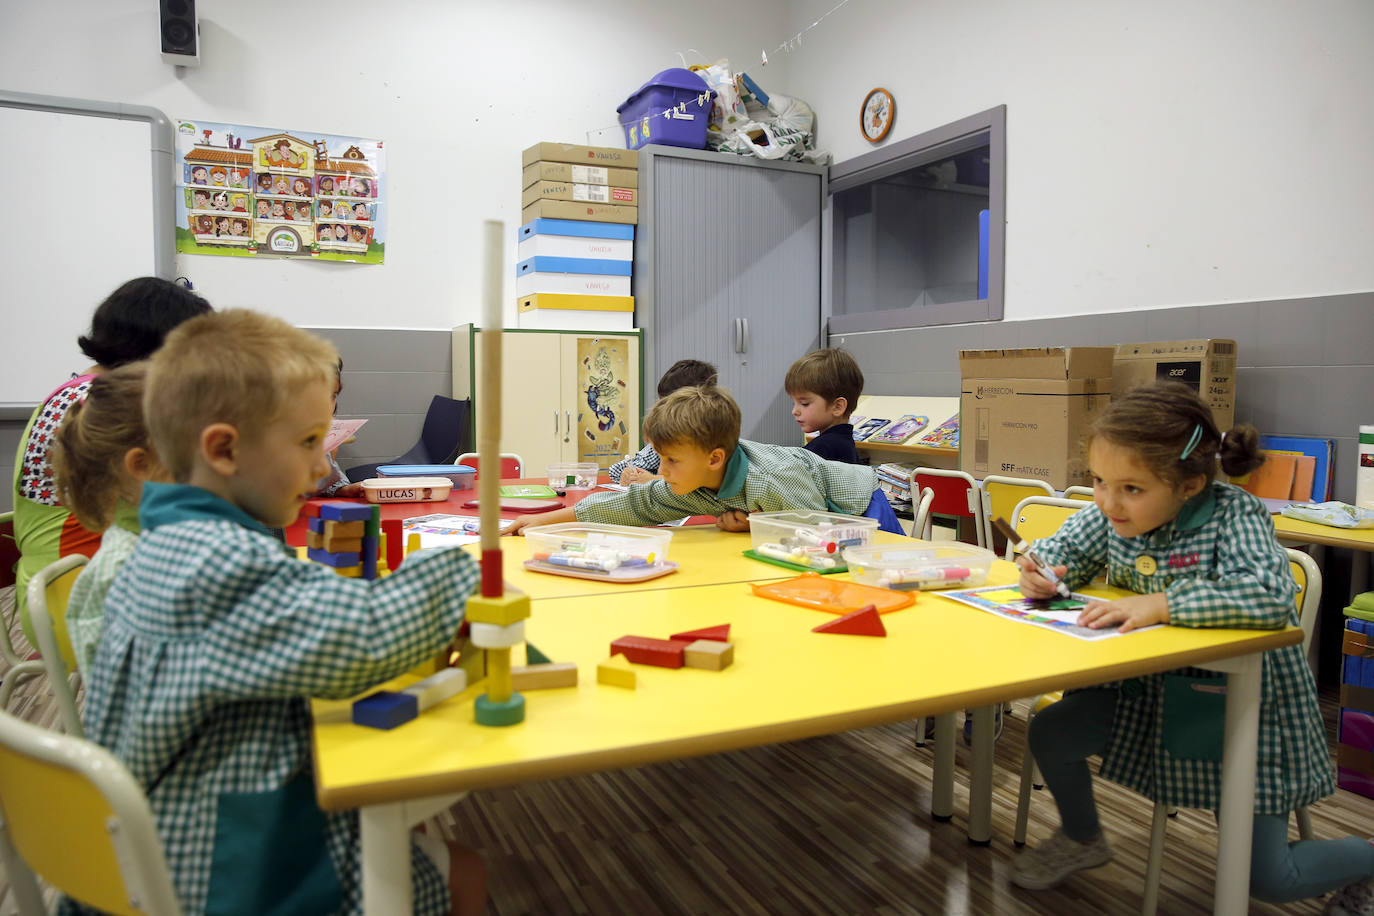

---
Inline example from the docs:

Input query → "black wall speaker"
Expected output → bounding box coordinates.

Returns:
[159,0,200,66]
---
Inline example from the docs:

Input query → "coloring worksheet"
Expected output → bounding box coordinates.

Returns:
[941,583,1159,641]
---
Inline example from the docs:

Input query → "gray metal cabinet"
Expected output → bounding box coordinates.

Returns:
[633,147,826,447]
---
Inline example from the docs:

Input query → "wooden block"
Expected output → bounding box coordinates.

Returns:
[597,655,637,689]
[510,662,578,691]
[525,642,553,665]
[611,635,690,668]
[683,639,733,671]
[383,518,403,570]
[301,501,324,519]
[333,564,363,578]
[352,691,417,729]
[308,546,361,567]
[465,591,532,627]
[319,501,373,522]
[323,536,363,554]
[670,624,731,643]
[470,620,526,649]
[1292,456,1316,502]
[812,604,886,637]
[403,668,467,711]
[307,530,324,549]
[324,519,366,539]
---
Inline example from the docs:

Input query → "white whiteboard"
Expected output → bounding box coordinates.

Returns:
[0,107,156,409]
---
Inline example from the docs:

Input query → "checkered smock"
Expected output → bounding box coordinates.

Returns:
[576,439,881,526]
[70,483,478,915]
[1034,481,1334,814]
[606,443,661,483]
[65,521,138,679]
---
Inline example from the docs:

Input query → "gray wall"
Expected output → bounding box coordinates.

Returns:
[0,327,452,513]
[832,291,1374,506]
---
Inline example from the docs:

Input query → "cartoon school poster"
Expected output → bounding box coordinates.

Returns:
[576,337,631,467]
[174,119,386,264]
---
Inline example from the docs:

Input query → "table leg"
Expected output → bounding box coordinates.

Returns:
[931,712,956,821]
[1212,652,1262,916]
[361,802,413,913]
[968,705,994,845]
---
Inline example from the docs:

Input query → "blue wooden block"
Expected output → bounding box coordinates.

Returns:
[308,546,362,567]
[319,502,373,522]
[1347,653,1365,688]
[362,534,379,580]
[308,517,325,533]
[352,691,418,730]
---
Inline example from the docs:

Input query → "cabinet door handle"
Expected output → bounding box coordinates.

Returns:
[733,318,743,354]
[553,409,559,435]
[564,410,571,441]
[741,318,750,354]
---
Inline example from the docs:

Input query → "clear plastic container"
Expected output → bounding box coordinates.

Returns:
[360,477,454,503]
[547,462,598,490]
[523,522,672,572]
[377,465,476,490]
[748,510,880,571]
[842,541,995,591]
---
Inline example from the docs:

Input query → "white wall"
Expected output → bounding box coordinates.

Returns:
[0,0,793,328]
[786,0,1374,321]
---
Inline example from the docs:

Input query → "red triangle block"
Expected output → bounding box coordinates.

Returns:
[812,604,886,637]
[670,624,731,643]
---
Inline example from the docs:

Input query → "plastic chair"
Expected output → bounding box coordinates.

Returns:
[1063,485,1095,501]
[0,706,183,915]
[1137,548,1321,915]
[979,475,1054,552]
[344,395,471,482]
[28,554,89,736]
[1002,496,1088,562]
[912,468,985,547]
[911,487,936,540]
[0,512,49,716]
[455,452,524,479]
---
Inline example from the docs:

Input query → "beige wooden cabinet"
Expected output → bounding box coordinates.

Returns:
[452,326,642,472]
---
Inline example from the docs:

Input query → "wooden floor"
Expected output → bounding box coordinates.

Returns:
[4,585,1371,915]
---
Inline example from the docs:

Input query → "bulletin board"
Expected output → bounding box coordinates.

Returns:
[0,95,168,412]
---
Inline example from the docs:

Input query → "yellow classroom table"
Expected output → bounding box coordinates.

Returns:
[311,546,1299,916]
[1272,513,1374,552]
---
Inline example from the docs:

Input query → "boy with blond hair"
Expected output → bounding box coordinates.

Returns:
[784,347,864,464]
[75,310,485,916]
[508,385,901,534]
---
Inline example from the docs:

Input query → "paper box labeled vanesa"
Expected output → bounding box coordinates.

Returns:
[959,347,1114,490]
[1113,339,1237,431]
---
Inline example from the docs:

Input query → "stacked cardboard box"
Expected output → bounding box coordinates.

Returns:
[959,347,1114,490]
[1112,339,1237,431]
[518,143,639,331]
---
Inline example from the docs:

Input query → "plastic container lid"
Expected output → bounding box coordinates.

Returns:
[378,465,475,476]
[616,68,712,114]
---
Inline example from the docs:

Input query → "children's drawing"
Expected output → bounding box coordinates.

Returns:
[175,119,386,264]
[941,583,1159,641]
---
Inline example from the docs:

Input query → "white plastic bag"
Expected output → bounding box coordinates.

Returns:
[1280,501,1374,529]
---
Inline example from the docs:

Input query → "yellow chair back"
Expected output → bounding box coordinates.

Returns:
[981,475,1055,549]
[1006,496,1088,561]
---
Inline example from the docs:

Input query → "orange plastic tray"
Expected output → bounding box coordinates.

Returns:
[750,573,915,615]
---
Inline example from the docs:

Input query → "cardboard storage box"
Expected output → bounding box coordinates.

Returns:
[517,218,633,262]
[959,347,1114,490]
[1113,339,1237,431]
[517,293,634,332]
[521,180,637,209]
[521,142,638,169]
[515,256,631,298]
[522,161,638,189]
[521,199,637,225]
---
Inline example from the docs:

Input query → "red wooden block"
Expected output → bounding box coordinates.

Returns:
[812,604,886,637]
[301,501,324,519]
[610,635,691,669]
[382,518,403,570]
[670,624,731,643]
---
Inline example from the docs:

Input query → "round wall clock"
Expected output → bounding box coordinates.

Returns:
[860,88,895,142]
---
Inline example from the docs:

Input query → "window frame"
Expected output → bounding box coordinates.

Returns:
[826,104,1006,333]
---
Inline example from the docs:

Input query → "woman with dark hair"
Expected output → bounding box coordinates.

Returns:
[13,277,211,642]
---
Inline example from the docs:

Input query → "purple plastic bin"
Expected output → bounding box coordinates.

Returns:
[616,68,715,151]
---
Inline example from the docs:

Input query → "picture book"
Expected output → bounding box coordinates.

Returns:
[941,583,1159,641]
[867,414,930,444]
[852,417,891,441]
[915,414,960,449]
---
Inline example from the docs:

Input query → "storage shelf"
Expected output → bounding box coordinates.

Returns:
[858,441,957,458]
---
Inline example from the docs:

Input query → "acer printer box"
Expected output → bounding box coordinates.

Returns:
[959,347,1115,490]
[1112,339,1237,432]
